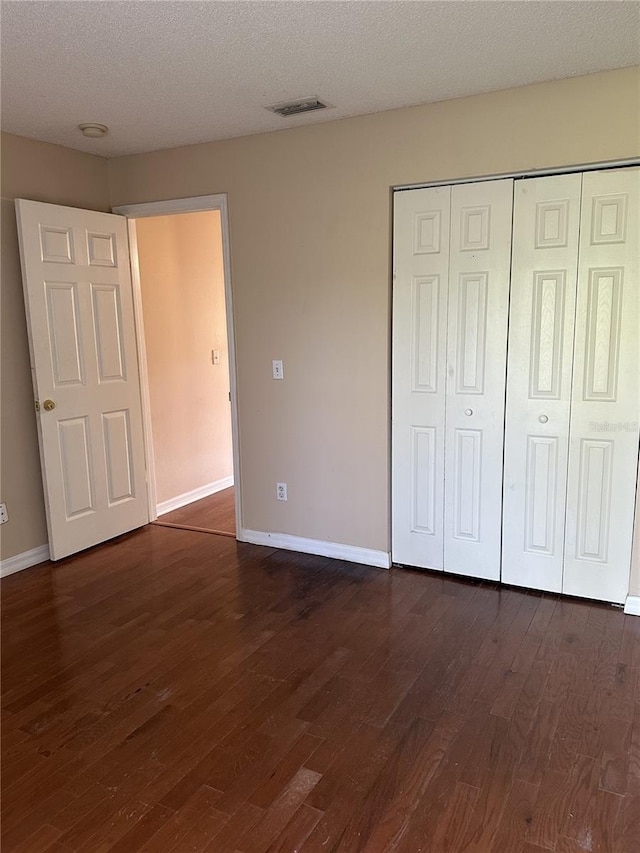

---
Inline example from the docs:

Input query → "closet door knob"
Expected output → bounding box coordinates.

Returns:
[538,414,549,424]
[464,408,473,416]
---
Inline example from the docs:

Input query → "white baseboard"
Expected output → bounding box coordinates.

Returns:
[1,544,50,578]
[624,595,640,616]
[238,528,391,569]
[157,476,234,516]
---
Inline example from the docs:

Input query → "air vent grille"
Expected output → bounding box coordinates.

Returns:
[266,97,329,118]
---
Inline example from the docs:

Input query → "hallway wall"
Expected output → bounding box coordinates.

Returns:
[136,210,232,505]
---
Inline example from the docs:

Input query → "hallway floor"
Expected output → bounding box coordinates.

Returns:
[155,487,236,537]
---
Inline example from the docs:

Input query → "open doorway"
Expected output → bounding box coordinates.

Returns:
[114,195,241,538]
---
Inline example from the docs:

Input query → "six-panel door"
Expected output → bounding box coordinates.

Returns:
[563,168,640,603]
[16,200,149,560]
[444,180,513,580]
[392,186,450,570]
[502,173,582,591]
[392,179,513,579]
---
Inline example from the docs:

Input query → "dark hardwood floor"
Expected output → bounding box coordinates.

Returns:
[154,487,236,537]
[1,525,639,852]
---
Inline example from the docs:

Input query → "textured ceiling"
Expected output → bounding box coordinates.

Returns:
[1,1,639,158]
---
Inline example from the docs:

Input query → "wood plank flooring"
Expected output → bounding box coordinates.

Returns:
[154,487,236,536]
[2,525,639,852]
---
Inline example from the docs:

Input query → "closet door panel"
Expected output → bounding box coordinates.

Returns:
[392,186,451,569]
[502,174,582,591]
[563,167,640,603]
[444,179,513,579]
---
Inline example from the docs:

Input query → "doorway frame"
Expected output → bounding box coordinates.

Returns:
[113,194,242,535]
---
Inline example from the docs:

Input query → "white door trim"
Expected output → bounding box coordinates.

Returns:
[123,219,157,520]
[393,157,640,192]
[112,194,242,534]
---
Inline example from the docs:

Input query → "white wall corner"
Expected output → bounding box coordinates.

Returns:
[238,528,391,569]
[624,595,640,617]
[157,476,234,516]
[0,544,50,578]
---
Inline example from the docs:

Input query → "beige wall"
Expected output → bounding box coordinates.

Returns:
[108,68,640,578]
[136,211,232,504]
[2,68,640,598]
[1,133,111,560]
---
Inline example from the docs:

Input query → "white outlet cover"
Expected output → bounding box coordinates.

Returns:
[276,483,287,501]
[272,359,284,380]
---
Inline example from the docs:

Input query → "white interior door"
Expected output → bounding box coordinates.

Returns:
[16,200,149,560]
[392,186,451,570]
[443,179,513,579]
[502,173,582,591]
[563,167,640,603]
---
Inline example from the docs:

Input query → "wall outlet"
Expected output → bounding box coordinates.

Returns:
[0,503,8,524]
[276,483,287,501]
[272,359,284,380]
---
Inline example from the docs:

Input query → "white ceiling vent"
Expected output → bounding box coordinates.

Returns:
[266,96,329,118]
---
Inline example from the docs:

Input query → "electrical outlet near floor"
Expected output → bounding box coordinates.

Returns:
[276,483,287,501]
[0,503,8,524]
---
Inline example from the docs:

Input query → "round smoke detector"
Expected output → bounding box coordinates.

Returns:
[78,123,108,138]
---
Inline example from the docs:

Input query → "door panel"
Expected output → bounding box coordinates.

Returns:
[563,168,640,603]
[444,179,513,579]
[392,186,450,569]
[92,284,126,381]
[16,200,148,560]
[103,410,135,504]
[452,427,482,541]
[455,272,488,394]
[46,281,85,384]
[59,416,94,517]
[524,435,559,555]
[502,174,582,591]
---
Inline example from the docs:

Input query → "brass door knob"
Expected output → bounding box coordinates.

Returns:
[43,399,56,411]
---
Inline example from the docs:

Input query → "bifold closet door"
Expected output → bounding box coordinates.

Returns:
[502,174,582,591]
[392,179,513,577]
[392,186,450,570]
[563,167,640,604]
[503,167,639,604]
[443,179,513,579]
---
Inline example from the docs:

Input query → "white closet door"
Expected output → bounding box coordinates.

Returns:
[392,186,451,569]
[502,174,582,591]
[563,167,640,604]
[443,179,513,579]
